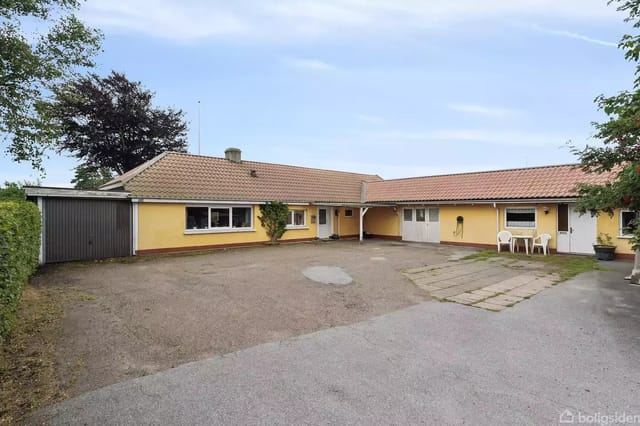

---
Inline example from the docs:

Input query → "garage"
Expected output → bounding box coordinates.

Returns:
[402,207,440,243]
[25,187,132,263]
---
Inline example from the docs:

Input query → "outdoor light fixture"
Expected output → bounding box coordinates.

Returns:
[543,206,549,215]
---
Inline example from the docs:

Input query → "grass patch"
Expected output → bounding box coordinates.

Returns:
[462,250,606,283]
[0,285,94,424]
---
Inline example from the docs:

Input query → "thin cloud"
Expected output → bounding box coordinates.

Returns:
[285,58,338,72]
[530,24,617,47]
[79,0,620,42]
[448,104,521,118]
[375,129,565,147]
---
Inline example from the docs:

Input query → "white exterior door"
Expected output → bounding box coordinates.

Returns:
[317,207,332,239]
[557,203,597,254]
[402,208,440,243]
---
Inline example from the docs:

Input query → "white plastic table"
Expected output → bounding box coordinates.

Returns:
[511,235,533,255]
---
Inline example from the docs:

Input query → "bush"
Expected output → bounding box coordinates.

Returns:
[0,201,41,342]
[258,201,289,244]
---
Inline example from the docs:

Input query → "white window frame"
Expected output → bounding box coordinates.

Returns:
[504,207,537,229]
[286,209,307,229]
[344,209,354,218]
[185,205,254,234]
[619,210,638,238]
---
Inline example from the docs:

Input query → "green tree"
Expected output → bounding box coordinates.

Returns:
[0,180,39,201]
[44,71,188,175]
[71,164,113,190]
[573,0,640,282]
[1,0,102,171]
[258,201,289,244]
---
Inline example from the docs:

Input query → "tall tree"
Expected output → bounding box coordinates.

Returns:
[44,71,188,175]
[71,164,113,190]
[1,0,102,171]
[573,0,640,282]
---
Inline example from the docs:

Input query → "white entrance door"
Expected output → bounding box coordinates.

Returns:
[557,203,597,254]
[317,207,332,239]
[402,208,440,243]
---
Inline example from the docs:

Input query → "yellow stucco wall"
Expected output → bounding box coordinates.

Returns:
[597,209,635,255]
[137,203,317,251]
[363,207,400,237]
[333,207,361,237]
[439,204,558,249]
[136,201,631,255]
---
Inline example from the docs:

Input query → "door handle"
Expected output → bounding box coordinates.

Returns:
[570,227,573,234]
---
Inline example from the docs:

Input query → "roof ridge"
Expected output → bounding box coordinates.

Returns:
[99,151,172,189]
[165,152,381,179]
[369,163,581,183]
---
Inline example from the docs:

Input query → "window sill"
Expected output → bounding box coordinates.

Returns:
[618,235,634,239]
[286,226,309,230]
[184,228,255,235]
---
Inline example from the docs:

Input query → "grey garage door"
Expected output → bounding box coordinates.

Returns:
[43,198,132,263]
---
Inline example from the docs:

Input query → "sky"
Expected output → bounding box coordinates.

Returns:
[1,0,637,186]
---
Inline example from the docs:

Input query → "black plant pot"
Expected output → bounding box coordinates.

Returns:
[593,245,616,261]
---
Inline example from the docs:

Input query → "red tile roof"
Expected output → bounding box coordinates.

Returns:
[102,152,381,203]
[364,164,617,202]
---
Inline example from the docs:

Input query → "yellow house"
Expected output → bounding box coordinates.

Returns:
[100,148,381,255]
[363,165,635,259]
[98,149,635,259]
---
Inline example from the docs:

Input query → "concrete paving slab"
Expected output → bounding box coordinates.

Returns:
[472,301,508,312]
[484,294,524,306]
[303,266,353,285]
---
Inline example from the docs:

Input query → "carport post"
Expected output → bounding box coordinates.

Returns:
[359,207,369,242]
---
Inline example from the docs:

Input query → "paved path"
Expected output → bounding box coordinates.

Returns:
[31,263,640,425]
[405,258,560,311]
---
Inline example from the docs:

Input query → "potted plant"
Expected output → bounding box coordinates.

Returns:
[593,233,617,261]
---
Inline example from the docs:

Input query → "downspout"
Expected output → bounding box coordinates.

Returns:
[494,202,499,236]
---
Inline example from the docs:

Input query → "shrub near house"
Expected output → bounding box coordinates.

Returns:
[0,201,41,342]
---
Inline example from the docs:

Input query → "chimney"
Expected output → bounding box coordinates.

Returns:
[225,147,242,163]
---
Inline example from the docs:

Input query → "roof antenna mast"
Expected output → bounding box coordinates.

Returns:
[197,100,201,155]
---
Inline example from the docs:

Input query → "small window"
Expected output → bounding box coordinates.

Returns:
[415,209,426,222]
[620,210,638,237]
[505,207,536,228]
[211,208,230,228]
[344,209,353,217]
[404,209,413,221]
[186,207,208,230]
[429,208,439,223]
[287,210,306,227]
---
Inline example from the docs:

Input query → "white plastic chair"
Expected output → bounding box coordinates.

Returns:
[497,231,513,252]
[532,233,552,255]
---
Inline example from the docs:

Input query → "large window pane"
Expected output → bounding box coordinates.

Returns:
[415,209,426,222]
[404,209,413,221]
[232,207,252,228]
[558,204,568,232]
[319,209,327,225]
[506,208,536,228]
[211,208,230,228]
[186,207,208,230]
